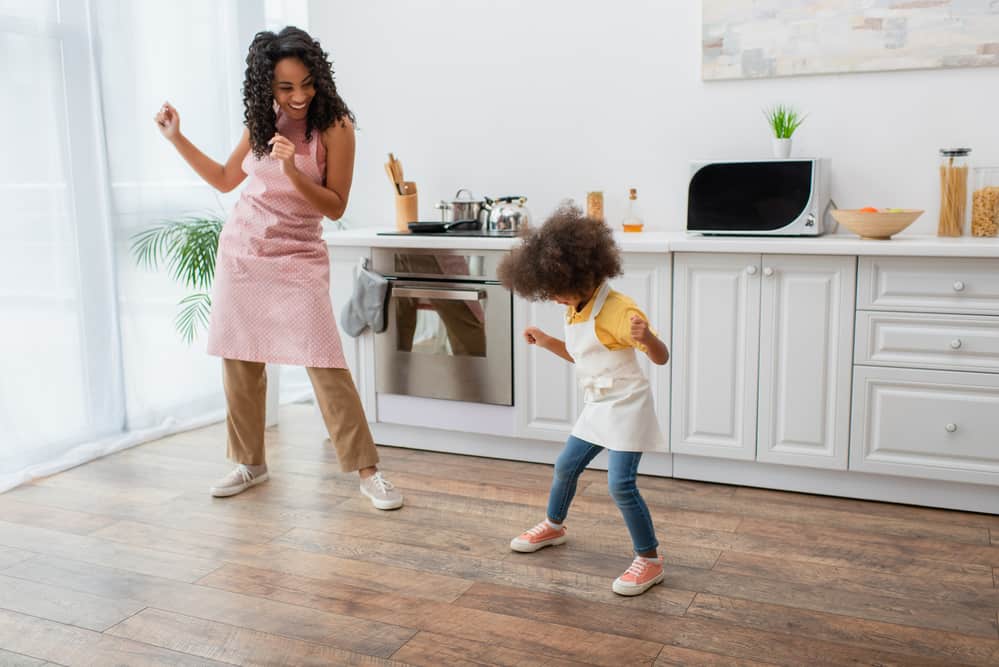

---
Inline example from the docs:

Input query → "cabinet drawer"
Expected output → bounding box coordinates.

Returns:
[855,311,999,373]
[850,366,999,485]
[858,256,999,315]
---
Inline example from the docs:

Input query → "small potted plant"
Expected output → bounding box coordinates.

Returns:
[765,104,806,158]
[130,213,223,343]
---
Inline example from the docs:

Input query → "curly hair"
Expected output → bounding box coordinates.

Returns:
[498,202,622,302]
[243,26,355,158]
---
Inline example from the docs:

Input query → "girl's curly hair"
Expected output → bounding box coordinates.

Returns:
[243,26,355,158]
[498,202,622,302]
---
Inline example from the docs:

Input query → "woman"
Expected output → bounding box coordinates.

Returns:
[154,26,402,509]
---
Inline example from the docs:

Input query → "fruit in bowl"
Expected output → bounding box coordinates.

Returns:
[830,207,924,240]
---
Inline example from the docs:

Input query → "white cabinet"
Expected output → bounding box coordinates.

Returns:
[670,253,760,460]
[850,366,999,486]
[514,297,577,441]
[851,256,999,486]
[858,256,999,315]
[328,246,376,417]
[515,252,671,442]
[671,253,855,469]
[757,255,855,469]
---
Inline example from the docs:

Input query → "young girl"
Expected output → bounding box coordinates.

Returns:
[154,26,402,509]
[498,204,669,596]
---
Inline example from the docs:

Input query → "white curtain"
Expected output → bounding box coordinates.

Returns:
[0,0,310,493]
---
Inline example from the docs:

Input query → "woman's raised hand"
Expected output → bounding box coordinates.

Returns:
[153,101,180,141]
[268,133,298,175]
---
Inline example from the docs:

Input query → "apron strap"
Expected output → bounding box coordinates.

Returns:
[590,281,612,317]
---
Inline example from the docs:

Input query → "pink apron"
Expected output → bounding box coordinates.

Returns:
[206,113,347,368]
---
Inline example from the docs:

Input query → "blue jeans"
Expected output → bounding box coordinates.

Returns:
[546,435,659,554]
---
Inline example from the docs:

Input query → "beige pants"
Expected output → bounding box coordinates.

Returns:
[222,358,380,473]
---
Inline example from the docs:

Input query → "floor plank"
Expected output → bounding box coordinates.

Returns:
[686,592,999,666]
[453,581,949,667]
[0,608,232,666]
[0,571,145,632]
[107,607,410,666]
[738,516,999,567]
[0,497,116,536]
[272,526,695,616]
[712,550,999,608]
[390,631,591,667]
[654,645,779,666]
[0,521,219,583]
[0,546,34,571]
[197,563,664,667]
[0,648,49,667]
[2,554,415,658]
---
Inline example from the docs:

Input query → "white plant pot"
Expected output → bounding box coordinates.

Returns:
[772,137,792,158]
[265,363,280,427]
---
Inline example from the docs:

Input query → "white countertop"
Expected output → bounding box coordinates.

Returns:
[324,227,999,258]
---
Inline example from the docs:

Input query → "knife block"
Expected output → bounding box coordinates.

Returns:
[395,188,418,232]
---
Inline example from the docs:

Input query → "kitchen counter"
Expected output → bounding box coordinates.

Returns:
[325,227,999,257]
[324,227,999,513]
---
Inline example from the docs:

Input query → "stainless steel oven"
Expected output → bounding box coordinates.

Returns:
[372,248,512,406]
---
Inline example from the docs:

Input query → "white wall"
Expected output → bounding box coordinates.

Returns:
[311,0,999,234]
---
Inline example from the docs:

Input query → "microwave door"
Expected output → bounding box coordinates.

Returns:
[688,161,812,233]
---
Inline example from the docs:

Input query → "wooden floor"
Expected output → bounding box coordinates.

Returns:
[0,405,997,666]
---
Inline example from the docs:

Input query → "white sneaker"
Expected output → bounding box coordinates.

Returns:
[359,471,403,510]
[210,464,268,498]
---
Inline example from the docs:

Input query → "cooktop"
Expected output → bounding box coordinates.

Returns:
[377,229,519,238]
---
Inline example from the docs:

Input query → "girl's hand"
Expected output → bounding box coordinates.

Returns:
[524,326,550,347]
[153,101,180,141]
[630,315,652,345]
[268,133,298,175]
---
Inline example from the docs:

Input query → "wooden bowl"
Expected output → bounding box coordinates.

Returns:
[830,209,924,240]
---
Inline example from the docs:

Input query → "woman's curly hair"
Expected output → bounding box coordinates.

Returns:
[498,202,622,302]
[243,26,355,158]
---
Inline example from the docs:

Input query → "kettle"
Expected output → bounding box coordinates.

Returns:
[486,196,531,232]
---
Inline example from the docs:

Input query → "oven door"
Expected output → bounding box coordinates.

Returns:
[376,280,512,406]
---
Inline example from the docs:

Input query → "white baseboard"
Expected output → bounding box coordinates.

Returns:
[673,454,999,514]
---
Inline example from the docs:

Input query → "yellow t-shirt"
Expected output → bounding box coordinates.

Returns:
[566,289,655,353]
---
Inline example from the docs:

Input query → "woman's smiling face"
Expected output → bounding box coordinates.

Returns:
[272,57,314,120]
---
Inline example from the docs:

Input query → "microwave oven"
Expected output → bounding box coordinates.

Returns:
[687,158,832,236]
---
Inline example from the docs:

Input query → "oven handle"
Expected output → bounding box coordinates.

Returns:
[391,286,485,302]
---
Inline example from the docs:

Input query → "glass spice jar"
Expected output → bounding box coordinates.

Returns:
[970,166,999,238]
[586,190,604,222]
[938,148,970,237]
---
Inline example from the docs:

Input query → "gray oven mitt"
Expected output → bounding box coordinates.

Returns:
[340,257,391,337]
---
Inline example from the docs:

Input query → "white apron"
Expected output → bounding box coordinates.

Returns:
[567,282,667,453]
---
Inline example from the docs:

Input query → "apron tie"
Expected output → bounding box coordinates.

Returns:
[580,376,615,400]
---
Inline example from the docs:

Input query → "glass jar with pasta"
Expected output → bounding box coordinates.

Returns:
[971,167,999,238]
[938,148,970,236]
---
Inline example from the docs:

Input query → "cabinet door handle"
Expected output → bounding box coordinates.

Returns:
[763,267,774,277]
[953,280,965,292]
[745,265,758,275]
[950,338,963,349]
[945,423,958,433]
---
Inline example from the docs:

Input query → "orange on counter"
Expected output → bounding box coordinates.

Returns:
[859,206,879,213]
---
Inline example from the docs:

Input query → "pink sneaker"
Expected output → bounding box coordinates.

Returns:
[612,555,665,596]
[510,520,567,553]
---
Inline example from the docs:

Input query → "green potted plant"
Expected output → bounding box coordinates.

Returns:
[130,214,223,343]
[765,104,806,158]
